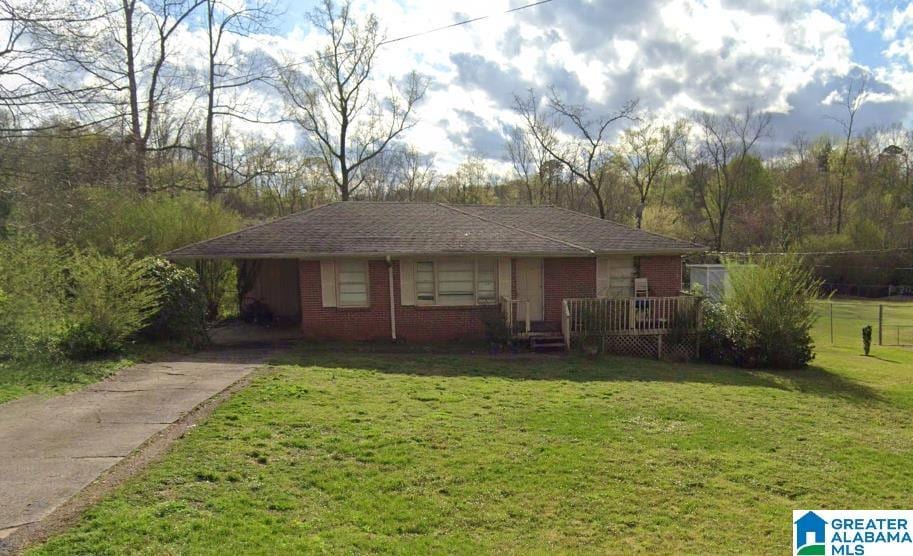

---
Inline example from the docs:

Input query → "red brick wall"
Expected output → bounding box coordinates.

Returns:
[298,257,602,342]
[543,258,596,322]
[298,260,488,342]
[639,256,683,296]
[299,260,394,341]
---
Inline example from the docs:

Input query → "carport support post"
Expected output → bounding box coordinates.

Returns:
[878,304,883,346]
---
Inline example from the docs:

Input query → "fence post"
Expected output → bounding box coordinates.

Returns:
[829,302,834,345]
[878,304,883,346]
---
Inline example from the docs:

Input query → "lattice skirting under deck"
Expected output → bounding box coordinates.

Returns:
[595,333,699,361]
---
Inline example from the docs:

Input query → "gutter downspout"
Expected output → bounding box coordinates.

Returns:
[386,255,397,342]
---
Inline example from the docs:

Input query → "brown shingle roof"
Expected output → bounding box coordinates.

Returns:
[165,202,704,259]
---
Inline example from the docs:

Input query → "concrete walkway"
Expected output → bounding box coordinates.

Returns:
[0,348,272,540]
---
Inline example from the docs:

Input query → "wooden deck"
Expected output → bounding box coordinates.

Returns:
[502,295,702,356]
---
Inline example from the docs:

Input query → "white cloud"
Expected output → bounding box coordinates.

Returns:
[882,1,913,39]
[152,0,913,172]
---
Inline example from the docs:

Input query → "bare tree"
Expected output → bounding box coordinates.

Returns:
[615,119,686,227]
[0,0,111,133]
[199,0,277,198]
[359,146,400,200]
[513,88,638,219]
[506,125,535,204]
[828,71,868,233]
[438,158,496,204]
[277,0,427,201]
[38,0,205,193]
[396,145,435,201]
[677,107,771,250]
[506,124,557,205]
[256,149,332,215]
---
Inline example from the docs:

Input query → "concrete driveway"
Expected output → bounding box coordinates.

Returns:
[0,348,272,542]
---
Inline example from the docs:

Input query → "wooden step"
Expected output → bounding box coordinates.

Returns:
[530,335,567,351]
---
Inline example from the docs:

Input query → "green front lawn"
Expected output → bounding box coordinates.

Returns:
[32,341,913,554]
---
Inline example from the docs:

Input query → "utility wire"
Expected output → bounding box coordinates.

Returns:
[281,0,556,70]
[380,0,555,47]
[711,246,913,257]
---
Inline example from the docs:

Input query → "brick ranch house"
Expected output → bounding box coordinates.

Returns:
[167,202,705,348]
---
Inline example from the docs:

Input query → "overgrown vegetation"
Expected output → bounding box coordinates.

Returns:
[63,247,162,359]
[701,256,822,368]
[141,259,209,348]
[0,237,209,363]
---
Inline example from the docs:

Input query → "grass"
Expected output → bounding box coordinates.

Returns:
[0,343,169,406]
[813,298,913,347]
[30,323,913,553]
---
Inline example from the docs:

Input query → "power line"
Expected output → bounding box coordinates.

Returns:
[380,0,555,47]
[282,0,557,70]
[813,265,913,270]
[181,0,557,95]
[711,247,913,257]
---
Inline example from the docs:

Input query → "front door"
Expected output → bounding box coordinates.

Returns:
[515,258,544,322]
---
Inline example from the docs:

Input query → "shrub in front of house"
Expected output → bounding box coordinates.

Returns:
[0,239,217,361]
[701,256,821,369]
[142,258,209,347]
[479,305,511,349]
[58,322,115,360]
[0,236,70,359]
[60,248,162,359]
[699,301,759,367]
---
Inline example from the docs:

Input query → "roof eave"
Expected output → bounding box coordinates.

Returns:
[165,246,707,260]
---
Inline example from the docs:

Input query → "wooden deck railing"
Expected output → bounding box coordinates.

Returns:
[500,297,531,337]
[561,295,702,344]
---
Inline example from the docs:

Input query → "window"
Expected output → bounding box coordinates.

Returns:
[414,259,498,306]
[337,260,368,306]
[438,260,475,304]
[476,259,497,303]
[415,262,435,302]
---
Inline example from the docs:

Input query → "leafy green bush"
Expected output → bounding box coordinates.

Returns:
[479,306,510,347]
[62,188,244,256]
[702,256,821,369]
[142,258,208,347]
[0,237,70,359]
[59,323,114,360]
[699,301,759,367]
[62,248,162,359]
[195,259,238,320]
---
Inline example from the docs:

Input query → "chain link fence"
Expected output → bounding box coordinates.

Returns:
[813,300,913,348]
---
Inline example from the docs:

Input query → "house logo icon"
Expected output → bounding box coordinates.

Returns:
[795,511,826,555]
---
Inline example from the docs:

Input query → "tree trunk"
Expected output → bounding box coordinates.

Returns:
[716,212,725,251]
[836,168,847,233]
[123,0,147,194]
[591,182,607,219]
[204,1,217,199]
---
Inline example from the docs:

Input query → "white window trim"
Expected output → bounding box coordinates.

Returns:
[335,260,370,308]
[414,258,498,307]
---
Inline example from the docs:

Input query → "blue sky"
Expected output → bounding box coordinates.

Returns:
[238,0,913,169]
